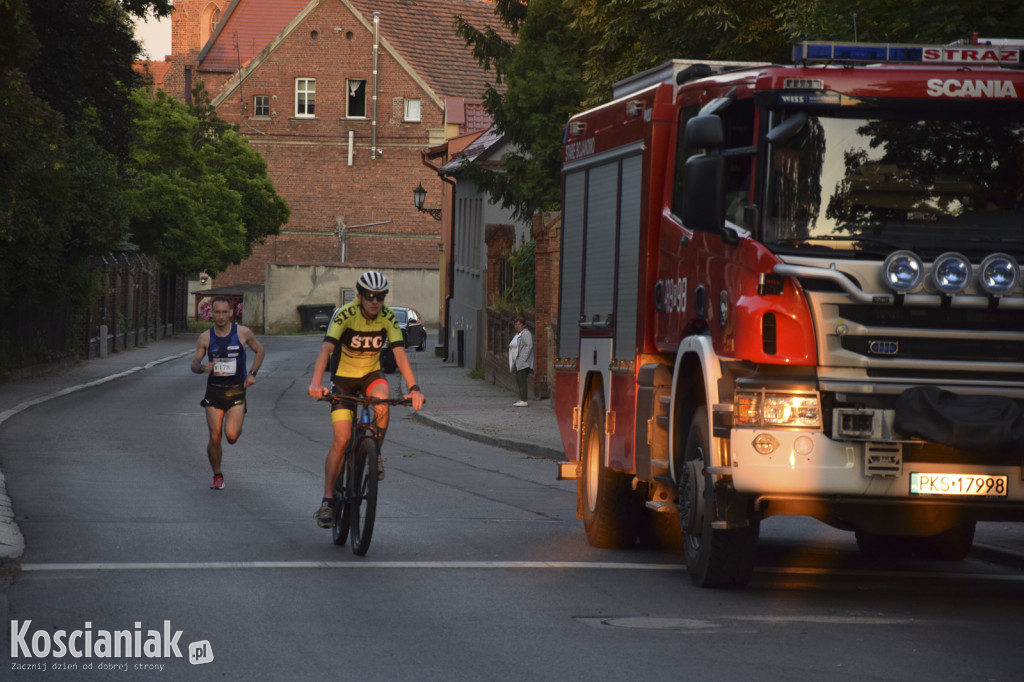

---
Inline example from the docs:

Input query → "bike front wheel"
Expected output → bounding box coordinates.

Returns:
[349,437,379,556]
[332,455,351,547]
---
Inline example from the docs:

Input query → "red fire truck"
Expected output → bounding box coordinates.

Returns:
[554,37,1024,587]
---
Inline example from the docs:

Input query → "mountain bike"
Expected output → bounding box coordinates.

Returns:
[320,392,412,555]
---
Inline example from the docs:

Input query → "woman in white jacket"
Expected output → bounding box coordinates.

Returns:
[508,316,534,407]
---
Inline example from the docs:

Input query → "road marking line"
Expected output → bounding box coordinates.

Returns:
[16,561,1024,583]
[21,560,684,571]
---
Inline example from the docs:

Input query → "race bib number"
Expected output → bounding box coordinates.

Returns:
[213,359,237,376]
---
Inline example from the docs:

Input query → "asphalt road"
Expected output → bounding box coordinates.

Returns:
[2,335,1024,681]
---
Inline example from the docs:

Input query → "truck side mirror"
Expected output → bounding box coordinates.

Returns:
[681,115,725,234]
[684,115,724,148]
[681,155,725,233]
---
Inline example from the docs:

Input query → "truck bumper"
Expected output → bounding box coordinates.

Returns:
[729,429,1024,506]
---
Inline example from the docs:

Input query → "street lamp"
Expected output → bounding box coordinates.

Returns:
[413,183,442,220]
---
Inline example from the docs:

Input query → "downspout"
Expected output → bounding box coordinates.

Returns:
[421,150,458,359]
[371,12,380,159]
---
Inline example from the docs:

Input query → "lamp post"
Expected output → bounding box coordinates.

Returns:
[413,183,442,220]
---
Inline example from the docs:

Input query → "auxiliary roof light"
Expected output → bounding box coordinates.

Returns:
[882,250,923,293]
[931,252,972,295]
[979,253,1020,296]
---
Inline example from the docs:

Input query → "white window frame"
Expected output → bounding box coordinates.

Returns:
[404,98,421,122]
[347,79,367,119]
[295,78,316,118]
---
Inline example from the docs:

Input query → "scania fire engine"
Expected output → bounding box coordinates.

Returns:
[554,36,1024,587]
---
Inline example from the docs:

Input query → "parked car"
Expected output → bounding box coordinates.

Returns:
[389,306,427,352]
[378,306,426,373]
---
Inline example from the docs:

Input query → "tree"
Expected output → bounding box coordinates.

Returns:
[457,0,592,222]
[569,0,790,104]
[127,87,289,276]
[776,0,1024,43]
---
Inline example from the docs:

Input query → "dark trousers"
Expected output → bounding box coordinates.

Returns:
[515,368,530,401]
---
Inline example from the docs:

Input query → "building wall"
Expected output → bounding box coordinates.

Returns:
[166,0,444,289]
[265,264,438,332]
[445,175,531,369]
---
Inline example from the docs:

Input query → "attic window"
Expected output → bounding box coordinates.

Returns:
[347,79,366,118]
[310,30,319,41]
[404,99,421,122]
[200,4,220,45]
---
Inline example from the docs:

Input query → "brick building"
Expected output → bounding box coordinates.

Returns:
[147,0,509,325]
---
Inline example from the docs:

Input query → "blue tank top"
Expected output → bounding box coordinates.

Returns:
[206,323,247,387]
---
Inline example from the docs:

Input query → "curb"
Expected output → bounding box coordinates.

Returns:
[969,543,1024,571]
[411,412,563,460]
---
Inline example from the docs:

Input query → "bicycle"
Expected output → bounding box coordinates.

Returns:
[319,392,412,555]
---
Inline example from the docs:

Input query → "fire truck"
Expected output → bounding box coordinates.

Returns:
[554,37,1024,587]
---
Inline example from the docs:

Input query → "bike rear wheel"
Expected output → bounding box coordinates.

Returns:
[349,437,379,556]
[332,454,351,546]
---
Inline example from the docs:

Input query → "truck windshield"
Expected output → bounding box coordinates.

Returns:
[762,106,1024,258]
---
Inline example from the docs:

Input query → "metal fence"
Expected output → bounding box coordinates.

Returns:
[1,254,185,376]
[78,253,184,360]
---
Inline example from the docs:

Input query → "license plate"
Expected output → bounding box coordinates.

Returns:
[910,472,1008,497]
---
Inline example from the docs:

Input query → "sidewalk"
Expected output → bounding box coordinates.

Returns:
[407,351,564,460]
[1,334,1022,572]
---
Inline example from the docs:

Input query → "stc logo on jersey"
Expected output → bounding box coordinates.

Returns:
[349,334,385,350]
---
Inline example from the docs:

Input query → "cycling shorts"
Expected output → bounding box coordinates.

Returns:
[330,372,389,422]
[201,384,247,412]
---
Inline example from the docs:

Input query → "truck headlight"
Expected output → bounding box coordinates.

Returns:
[883,250,923,293]
[736,391,821,428]
[931,252,971,294]
[979,253,1019,296]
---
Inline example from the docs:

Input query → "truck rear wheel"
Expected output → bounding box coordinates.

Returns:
[679,407,758,587]
[580,389,636,548]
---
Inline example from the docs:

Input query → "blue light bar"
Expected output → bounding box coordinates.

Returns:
[793,41,1023,65]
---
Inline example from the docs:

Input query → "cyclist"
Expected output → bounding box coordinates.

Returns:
[307,271,425,528]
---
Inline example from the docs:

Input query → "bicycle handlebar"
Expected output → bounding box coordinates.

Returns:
[318,392,417,407]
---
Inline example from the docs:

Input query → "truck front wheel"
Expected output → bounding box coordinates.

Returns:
[679,406,759,587]
[580,389,636,548]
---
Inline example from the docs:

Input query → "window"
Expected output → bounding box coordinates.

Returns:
[200,3,220,45]
[295,79,316,117]
[347,79,367,118]
[253,95,270,117]
[404,98,421,122]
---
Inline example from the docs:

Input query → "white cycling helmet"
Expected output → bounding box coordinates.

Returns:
[356,270,389,295]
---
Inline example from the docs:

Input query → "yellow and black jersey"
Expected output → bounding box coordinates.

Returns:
[323,300,405,378]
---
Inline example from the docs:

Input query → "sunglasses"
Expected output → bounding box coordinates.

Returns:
[362,292,387,302]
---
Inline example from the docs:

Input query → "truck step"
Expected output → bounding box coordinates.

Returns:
[645,500,674,512]
[653,474,675,487]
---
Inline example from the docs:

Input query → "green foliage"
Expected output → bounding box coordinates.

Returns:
[504,239,535,311]
[457,0,591,222]
[127,86,289,275]
[776,0,1024,43]
[25,0,146,165]
[569,0,790,104]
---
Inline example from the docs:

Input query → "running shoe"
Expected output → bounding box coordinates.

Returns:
[210,474,224,490]
[378,453,385,481]
[315,500,335,528]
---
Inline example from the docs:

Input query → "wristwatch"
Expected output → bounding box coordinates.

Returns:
[409,384,421,392]
[249,370,258,377]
